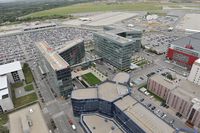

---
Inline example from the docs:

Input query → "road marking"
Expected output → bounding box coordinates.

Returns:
[52,111,64,119]
[46,99,57,106]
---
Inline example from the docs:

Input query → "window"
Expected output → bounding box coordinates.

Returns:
[2,94,8,99]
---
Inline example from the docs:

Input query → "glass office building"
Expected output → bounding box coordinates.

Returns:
[57,39,85,66]
[36,41,73,98]
[94,30,142,70]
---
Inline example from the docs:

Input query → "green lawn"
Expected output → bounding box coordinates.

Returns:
[14,92,38,108]
[82,73,101,86]
[22,63,34,84]
[24,84,34,92]
[11,82,23,89]
[24,2,162,18]
[0,114,8,126]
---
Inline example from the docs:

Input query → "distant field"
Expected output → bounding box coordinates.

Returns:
[24,2,162,18]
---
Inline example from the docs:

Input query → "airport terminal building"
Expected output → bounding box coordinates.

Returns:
[36,41,73,98]
[94,28,142,70]
[71,73,174,133]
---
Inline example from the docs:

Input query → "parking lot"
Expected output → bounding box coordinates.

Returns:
[142,33,179,54]
[131,89,189,130]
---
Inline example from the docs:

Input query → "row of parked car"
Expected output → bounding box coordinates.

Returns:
[139,98,175,127]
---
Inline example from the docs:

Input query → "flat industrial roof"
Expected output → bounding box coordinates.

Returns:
[0,61,22,75]
[0,75,7,90]
[9,103,49,133]
[71,88,97,100]
[56,39,83,54]
[177,80,200,99]
[94,32,133,45]
[194,58,200,66]
[36,41,69,71]
[114,96,174,133]
[71,81,129,102]
[112,72,130,84]
[81,114,124,133]
[98,81,129,102]
[172,32,200,52]
[149,75,175,90]
[176,14,200,32]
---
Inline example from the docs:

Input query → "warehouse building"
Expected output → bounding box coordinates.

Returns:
[36,41,73,98]
[0,61,25,83]
[166,32,200,69]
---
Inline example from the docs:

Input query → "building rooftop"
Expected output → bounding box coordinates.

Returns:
[108,27,142,35]
[81,114,124,133]
[95,32,133,45]
[149,75,176,90]
[0,75,7,90]
[71,81,129,102]
[71,88,97,100]
[172,32,200,52]
[9,103,49,133]
[114,95,174,133]
[56,39,83,54]
[98,81,129,102]
[194,58,200,66]
[112,72,130,84]
[177,79,200,99]
[36,41,69,71]
[0,61,22,75]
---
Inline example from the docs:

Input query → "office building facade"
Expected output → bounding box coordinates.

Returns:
[94,28,142,70]
[94,32,134,70]
[57,39,85,66]
[188,58,200,85]
[0,76,14,112]
[147,74,200,128]
[36,41,73,98]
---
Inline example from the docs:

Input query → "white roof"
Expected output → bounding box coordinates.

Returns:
[0,75,8,90]
[195,58,200,64]
[0,89,8,100]
[0,61,22,75]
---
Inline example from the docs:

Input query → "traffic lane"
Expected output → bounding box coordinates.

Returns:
[61,101,84,133]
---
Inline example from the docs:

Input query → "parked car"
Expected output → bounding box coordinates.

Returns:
[151,106,156,110]
[140,98,144,102]
[169,120,175,125]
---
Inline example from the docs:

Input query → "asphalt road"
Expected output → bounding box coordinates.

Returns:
[32,65,84,133]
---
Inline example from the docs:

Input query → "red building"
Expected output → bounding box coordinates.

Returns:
[166,33,200,69]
